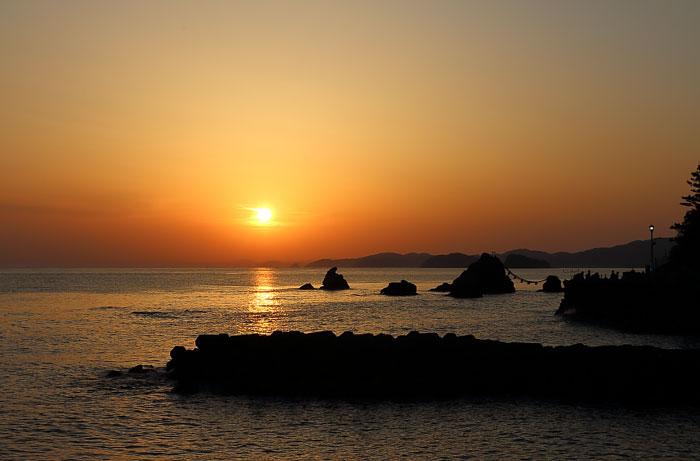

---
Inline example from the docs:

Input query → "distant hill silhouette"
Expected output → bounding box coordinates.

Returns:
[421,253,478,268]
[305,252,432,268]
[504,254,550,268]
[304,238,673,268]
[499,238,673,268]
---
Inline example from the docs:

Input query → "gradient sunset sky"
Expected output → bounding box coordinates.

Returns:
[1,1,699,267]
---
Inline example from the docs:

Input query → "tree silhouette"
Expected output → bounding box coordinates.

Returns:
[669,164,700,270]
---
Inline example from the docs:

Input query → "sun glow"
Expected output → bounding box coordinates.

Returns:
[253,208,272,224]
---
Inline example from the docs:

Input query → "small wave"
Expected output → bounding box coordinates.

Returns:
[131,309,207,319]
[90,305,128,311]
[131,311,177,319]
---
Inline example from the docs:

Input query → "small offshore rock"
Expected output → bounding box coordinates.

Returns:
[429,282,452,292]
[299,283,315,290]
[380,280,417,296]
[542,275,564,293]
[107,370,122,378]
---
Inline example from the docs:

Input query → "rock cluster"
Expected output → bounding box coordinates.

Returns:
[380,280,417,296]
[166,331,700,403]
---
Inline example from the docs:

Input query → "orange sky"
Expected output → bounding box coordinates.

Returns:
[1,1,699,267]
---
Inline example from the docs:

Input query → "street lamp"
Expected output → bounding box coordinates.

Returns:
[649,224,655,271]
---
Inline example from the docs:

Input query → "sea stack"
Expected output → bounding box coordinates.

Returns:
[320,267,350,290]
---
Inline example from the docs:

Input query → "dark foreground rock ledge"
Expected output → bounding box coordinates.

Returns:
[167,331,700,403]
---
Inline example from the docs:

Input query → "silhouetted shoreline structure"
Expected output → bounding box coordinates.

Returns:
[380,280,417,296]
[165,331,700,403]
[556,269,700,333]
[557,164,700,333]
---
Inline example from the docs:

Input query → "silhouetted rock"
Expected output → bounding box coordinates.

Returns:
[504,253,550,268]
[320,267,350,290]
[380,280,417,296]
[107,370,122,378]
[429,282,452,292]
[128,364,147,374]
[299,283,315,290]
[166,331,700,403]
[541,275,563,293]
[449,253,515,298]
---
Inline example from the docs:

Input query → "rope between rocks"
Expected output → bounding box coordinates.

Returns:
[504,267,549,285]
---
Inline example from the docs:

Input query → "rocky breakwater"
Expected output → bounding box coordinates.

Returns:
[431,253,515,298]
[166,331,700,403]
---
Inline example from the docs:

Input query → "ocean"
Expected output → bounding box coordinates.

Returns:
[2,268,700,459]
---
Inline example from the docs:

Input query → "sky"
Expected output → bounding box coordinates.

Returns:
[1,0,699,267]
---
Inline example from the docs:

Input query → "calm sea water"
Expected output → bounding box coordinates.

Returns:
[2,268,700,459]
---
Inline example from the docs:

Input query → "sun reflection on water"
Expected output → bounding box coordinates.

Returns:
[247,269,283,334]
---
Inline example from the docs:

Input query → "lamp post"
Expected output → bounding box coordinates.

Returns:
[649,224,654,271]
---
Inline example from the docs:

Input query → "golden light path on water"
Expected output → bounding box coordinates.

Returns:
[248,268,283,334]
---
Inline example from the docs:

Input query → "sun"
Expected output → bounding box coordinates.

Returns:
[253,207,272,224]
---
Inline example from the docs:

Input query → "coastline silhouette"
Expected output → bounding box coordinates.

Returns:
[557,164,700,333]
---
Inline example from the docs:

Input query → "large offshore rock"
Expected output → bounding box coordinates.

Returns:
[320,267,350,290]
[449,253,515,298]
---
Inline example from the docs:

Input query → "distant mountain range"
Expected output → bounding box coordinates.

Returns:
[305,238,674,269]
[306,252,433,268]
